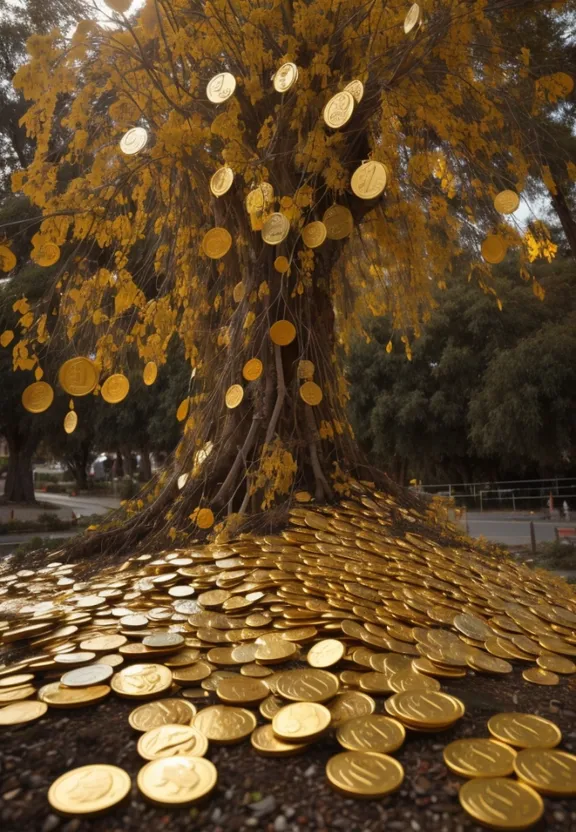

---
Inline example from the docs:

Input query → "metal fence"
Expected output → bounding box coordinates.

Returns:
[417,476,576,513]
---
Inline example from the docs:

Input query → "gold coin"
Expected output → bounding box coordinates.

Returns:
[494,190,520,214]
[202,227,232,259]
[260,694,285,720]
[225,384,244,409]
[389,670,441,693]
[270,320,296,346]
[142,633,185,650]
[345,80,364,103]
[176,397,190,421]
[251,723,308,756]
[254,638,297,664]
[350,161,387,200]
[49,764,131,816]
[0,700,48,726]
[101,373,130,404]
[299,381,323,406]
[22,381,54,414]
[137,723,208,760]
[111,664,173,699]
[0,685,35,704]
[58,357,98,396]
[329,692,376,727]
[326,751,404,798]
[323,91,355,129]
[0,245,16,271]
[276,668,339,702]
[404,3,422,34]
[297,360,315,379]
[336,715,406,754]
[207,72,236,103]
[385,691,464,727]
[274,62,298,93]
[487,713,561,749]
[307,639,345,668]
[196,508,214,529]
[459,778,543,829]
[274,256,290,273]
[38,682,111,708]
[61,665,114,687]
[481,235,507,265]
[64,410,78,434]
[242,358,263,381]
[467,652,512,674]
[443,738,517,778]
[138,756,217,805]
[522,667,560,686]
[537,653,576,674]
[193,704,257,743]
[322,205,354,240]
[32,241,60,266]
[216,677,269,705]
[172,662,213,685]
[301,221,327,249]
[143,361,158,385]
[120,126,148,154]
[129,699,197,731]
[80,635,127,652]
[0,673,34,688]
[233,281,245,303]
[272,701,331,741]
[262,213,290,245]
[514,748,576,796]
[539,635,576,656]
[210,166,234,197]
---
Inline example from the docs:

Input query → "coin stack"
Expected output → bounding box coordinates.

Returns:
[443,712,576,829]
[0,482,575,816]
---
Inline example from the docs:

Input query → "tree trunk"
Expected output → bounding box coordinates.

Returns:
[3,434,37,503]
[546,170,576,262]
[140,448,152,481]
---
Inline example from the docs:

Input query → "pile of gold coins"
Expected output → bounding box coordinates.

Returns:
[1,485,576,823]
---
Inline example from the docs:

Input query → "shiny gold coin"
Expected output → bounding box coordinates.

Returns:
[64,410,78,434]
[22,381,54,414]
[443,738,517,778]
[195,507,214,529]
[522,667,560,686]
[274,255,290,273]
[467,652,512,674]
[137,723,208,760]
[172,662,213,685]
[404,2,422,33]
[242,358,263,381]
[206,72,236,103]
[537,653,576,674]
[176,397,189,421]
[411,658,466,679]
[337,715,406,754]
[0,673,34,688]
[142,634,185,650]
[58,357,98,396]
[350,161,387,200]
[358,672,395,694]
[385,691,464,728]
[0,700,48,726]
[202,227,232,259]
[138,756,217,806]
[0,685,36,703]
[129,698,197,731]
[307,639,345,668]
[216,677,269,705]
[120,126,148,154]
[3,621,53,641]
[80,635,127,652]
[276,668,339,702]
[269,320,296,346]
[326,751,404,798]
[32,241,60,266]
[274,62,298,93]
[260,694,285,720]
[514,748,576,796]
[328,692,376,727]
[165,649,201,667]
[254,638,297,664]
[272,701,331,742]
[193,704,257,744]
[481,234,507,265]
[299,381,323,406]
[487,713,561,749]
[345,80,364,103]
[262,212,290,245]
[143,361,158,386]
[251,723,308,756]
[494,190,520,214]
[49,764,131,816]
[38,682,110,708]
[241,663,273,678]
[301,221,327,249]
[459,777,543,830]
[210,166,234,197]
[225,384,244,409]
[323,204,353,240]
[111,663,172,699]
[389,670,441,693]
[323,91,355,129]
[101,373,130,404]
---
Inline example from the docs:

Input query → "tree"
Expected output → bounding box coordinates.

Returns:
[348,258,576,482]
[1,0,574,552]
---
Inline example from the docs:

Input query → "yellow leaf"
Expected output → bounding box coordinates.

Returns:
[0,330,14,347]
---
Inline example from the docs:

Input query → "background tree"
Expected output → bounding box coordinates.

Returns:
[1,0,574,554]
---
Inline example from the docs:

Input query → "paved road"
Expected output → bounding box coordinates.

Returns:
[34,492,121,517]
[466,512,560,546]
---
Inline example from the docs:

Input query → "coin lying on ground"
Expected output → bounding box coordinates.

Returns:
[138,756,217,806]
[273,702,331,742]
[487,713,562,749]
[129,699,197,731]
[193,704,256,743]
[251,724,309,756]
[336,715,406,754]
[61,665,114,687]
[513,748,576,796]
[459,777,544,829]
[0,701,48,726]
[326,751,404,797]
[48,764,131,816]
[137,723,208,760]
[443,738,517,778]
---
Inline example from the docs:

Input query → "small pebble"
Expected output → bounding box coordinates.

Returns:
[274,816,287,832]
[42,815,60,832]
